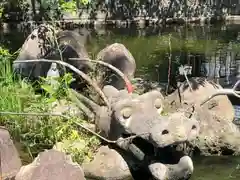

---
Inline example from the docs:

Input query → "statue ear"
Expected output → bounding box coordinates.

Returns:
[102,85,120,99]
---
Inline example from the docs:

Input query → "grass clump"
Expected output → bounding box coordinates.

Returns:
[0,46,100,164]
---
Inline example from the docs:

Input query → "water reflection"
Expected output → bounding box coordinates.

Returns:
[3,23,240,83]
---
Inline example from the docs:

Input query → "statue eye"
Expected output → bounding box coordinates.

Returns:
[154,98,162,109]
[121,107,132,119]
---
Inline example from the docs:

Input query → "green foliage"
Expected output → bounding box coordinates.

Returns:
[0,46,100,164]
[0,7,3,18]
[0,0,93,21]
[40,73,75,103]
[58,0,77,13]
[42,0,92,16]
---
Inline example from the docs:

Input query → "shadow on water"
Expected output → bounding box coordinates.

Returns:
[2,23,240,179]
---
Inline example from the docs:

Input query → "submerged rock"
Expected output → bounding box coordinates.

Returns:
[15,149,86,180]
[0,126,22,179]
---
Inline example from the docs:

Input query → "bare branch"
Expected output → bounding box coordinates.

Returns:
[69,57,134,93]
[179,65,193,92]
[200,80,240,106]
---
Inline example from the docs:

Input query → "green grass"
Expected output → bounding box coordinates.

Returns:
[0,46,100,165]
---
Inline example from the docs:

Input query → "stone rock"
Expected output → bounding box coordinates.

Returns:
[15,149,86,180]
[0,126,22,180]
[164,77,240,155]
[13,26,91,91]
[82,146,133,180]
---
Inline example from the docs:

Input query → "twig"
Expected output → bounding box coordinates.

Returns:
[13,59,111,108]
[166,34,172,95]
[69,57,134,93]
[179,65,193,92]
[0,111,149,144]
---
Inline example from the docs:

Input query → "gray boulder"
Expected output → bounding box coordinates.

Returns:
[15,149,86,180]
[0,126,22,180]
[165,77,234,122]
[149,156,194,180]
[83,146,133,180]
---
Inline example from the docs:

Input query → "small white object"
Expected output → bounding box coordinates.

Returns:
[178,65,192,75]
[46,63,60,89]
[47,63,60,78]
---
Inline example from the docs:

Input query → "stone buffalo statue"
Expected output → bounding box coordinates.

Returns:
[69,84,200,180]
[163,77,240,156]
[10,23,201,180]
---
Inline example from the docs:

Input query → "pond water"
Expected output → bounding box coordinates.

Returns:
[1,22,240,179]
[191,156,240,180]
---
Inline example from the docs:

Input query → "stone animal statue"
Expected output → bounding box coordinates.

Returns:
[71,85,200,180]
[163,77,240,156]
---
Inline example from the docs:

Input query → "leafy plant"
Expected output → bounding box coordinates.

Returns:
[40,73,75,103]
[0,46,100,164]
